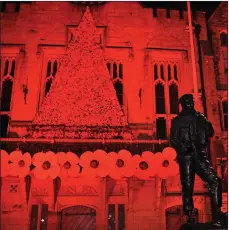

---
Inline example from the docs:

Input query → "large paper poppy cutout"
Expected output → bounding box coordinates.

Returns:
[107,149,134,179]
[32,151,60,179]
[132,151,157,180]
[79,149,108,178]
[57,151,80,178]
[162,147,177,161]
[156,150,179,179]
[9,150,31,178]
[0,150,10,177]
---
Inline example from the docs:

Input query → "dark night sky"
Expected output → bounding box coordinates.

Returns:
[5,1,224,19]
[141,1,223,19]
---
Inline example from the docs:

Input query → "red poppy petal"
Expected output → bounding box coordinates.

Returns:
[123,165,135,177]
[109,169,123,180]
[57,152,67,165]
[107,152,117,167]
[162,147,177,160]
[159,170,170,179]
[32,152,46,166]
[132,155,141,166]
[23,152,32,166]
[66,152,79,165]
[168,161,179,176]
[80,151,93,167]
[18,166,30,178]
[59,168,68,178]
[68,165,80,178]
[135,168,151,180]
[94,149,107,161]
[81,168,96,179]
[48,164,60,179]
[142,151,155,164]
[46,151,57,164]
[118,149,132,161]
[9,150,23,163]
[0,149,9,162]
[97,165,109,177]
[33,167,48,179]
[9,163,19,176]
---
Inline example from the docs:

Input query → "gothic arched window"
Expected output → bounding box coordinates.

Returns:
[114,81,123,106]
[220,33,228,47]
[220,33,228,74]
[45,79,52,97]
[44,60,59,96]
[155,83,165,114]
[1,79,13,111]
[4,59,9,76]
[169,83,179,114]
[107,61,124,108]
[222,100,228,131]
[119,63,123,79]
[46,61,52,77]
[113,63,117,78]
[10,60,16,77]
[52,60,58,76]
[174,65,178,81]
[168,64,171,81]
[107,63,111,74]
[154,64,158,80]
[0,115,9,137]
[160,65,164,80]
[156,117,167,139]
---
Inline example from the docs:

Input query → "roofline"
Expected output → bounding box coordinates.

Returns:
[208,1,225,23]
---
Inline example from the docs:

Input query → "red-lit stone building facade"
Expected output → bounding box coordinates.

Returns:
[0,2,227,230]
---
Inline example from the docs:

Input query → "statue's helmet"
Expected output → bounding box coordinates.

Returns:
[179,94,194,109]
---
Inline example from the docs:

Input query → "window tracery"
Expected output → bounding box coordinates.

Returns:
[44,59,59,96]
[0,56,17,137]
[220,32,228,74]
[153,61,179,139]
[106,61,124,107]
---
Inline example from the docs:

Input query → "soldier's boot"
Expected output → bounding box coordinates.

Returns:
[186,211,195,225]
[211,207,224,227]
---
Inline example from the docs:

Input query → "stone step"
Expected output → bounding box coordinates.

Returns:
[180,223,228,230]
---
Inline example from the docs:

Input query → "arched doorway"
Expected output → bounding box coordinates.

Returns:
[166,205,198,230]
[60,205,96,230]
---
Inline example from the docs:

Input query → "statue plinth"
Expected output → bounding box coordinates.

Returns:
[180,223,227,230]
[180,212,228,230]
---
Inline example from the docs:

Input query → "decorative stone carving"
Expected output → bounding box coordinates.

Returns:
[31,187,49,196]
[58,185,98,196]
[108,184,125,196]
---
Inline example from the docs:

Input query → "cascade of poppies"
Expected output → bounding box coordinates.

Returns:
[30,6,131,139]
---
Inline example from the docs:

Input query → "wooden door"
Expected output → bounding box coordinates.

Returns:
[61,205,96,230]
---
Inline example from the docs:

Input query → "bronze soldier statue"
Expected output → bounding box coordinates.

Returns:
[170,94,224,227]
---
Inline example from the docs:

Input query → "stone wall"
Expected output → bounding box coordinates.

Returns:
[1,175,213,230]
[1,2,208,128]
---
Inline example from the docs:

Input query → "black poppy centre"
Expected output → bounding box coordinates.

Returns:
[18,160,25,167]
[116,159,125,168]
[162,160,169,167]
[90,159,99,168]
[64,161,71,169]
[139,161,148,170]
[42,161,51,170]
